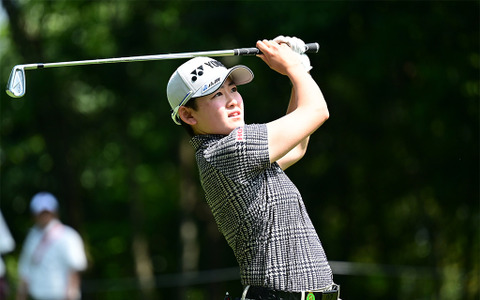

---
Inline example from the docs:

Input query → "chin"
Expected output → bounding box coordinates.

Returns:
[231,118,244,126]
[220,119,244,135]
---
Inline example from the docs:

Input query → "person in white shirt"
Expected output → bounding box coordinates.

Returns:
[0,210,15,299]
[16,192,87,300]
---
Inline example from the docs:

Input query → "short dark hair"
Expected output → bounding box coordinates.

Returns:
[179,98,198,137]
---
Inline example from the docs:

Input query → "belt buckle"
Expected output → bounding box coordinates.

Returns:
[320,289,338,300]
[307,284,340,300]
[321,284,340,300]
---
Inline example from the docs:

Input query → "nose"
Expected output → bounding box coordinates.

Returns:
[226,94,239,107]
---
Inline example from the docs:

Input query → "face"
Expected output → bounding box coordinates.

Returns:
[183,77,244,135]
[34,211,55,228]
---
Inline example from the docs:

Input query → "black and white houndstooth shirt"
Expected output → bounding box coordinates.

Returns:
[190,124,333,292]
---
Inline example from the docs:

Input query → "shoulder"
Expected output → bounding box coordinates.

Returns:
[59,225,83,242]
[24,225,42,240]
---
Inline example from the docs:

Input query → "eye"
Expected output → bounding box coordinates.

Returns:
[211,91,223,99]
[231,86,238,93]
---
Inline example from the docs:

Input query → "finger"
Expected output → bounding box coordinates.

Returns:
[266,40,288,56]
[256,40,267,57]
[256,39,277,56]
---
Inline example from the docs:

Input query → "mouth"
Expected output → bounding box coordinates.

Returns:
[228,111,241,119]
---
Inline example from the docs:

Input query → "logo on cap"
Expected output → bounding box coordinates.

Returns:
[190,66,204,82]
[189,60,225,84]
[201,77,221,94]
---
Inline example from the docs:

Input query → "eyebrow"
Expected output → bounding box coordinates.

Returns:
[223,77,236,88]
[209,78,236,98]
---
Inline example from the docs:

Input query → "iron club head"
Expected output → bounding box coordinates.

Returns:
[6,65,26,98]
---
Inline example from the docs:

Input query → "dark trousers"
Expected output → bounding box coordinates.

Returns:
[0,276,9,300]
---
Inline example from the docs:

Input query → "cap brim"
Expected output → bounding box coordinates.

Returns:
[228,65,254,86]
[191,65,253,98]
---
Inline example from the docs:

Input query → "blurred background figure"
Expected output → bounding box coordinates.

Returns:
[0,210,15,300]
[16,192,87,300]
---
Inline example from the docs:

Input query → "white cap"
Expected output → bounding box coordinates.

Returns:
[30,192,59,215]
[167,57,254,125]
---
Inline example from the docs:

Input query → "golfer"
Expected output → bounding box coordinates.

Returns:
[167,36,340,300]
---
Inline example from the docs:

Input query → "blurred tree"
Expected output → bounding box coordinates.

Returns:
[0,1,477,300]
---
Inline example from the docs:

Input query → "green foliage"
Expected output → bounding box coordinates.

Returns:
[0,1,478,299]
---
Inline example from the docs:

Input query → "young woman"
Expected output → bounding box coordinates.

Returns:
[167,37,339,300]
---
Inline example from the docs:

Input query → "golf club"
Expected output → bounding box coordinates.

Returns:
[6,42,319,98]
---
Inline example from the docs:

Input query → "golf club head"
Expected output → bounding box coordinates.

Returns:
[6,65,26,98]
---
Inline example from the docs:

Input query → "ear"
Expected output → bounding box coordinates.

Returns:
[178,106,197,126]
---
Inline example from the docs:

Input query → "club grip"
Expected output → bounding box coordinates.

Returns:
[304,42,320,53]
[234,42,320,56]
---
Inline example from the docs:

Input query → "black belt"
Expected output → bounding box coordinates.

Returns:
[245,284,340,300]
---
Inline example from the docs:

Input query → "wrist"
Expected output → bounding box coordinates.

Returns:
[286,63,310,79]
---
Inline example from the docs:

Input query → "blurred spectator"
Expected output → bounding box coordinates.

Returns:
[0,210,15,299]
[16,192,87,300]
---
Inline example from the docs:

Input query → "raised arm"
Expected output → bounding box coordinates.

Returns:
[275,86,311,169]
[256,39,329,168]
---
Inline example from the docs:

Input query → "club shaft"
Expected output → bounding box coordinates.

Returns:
[18,42,320,70]
[20,50,237,70]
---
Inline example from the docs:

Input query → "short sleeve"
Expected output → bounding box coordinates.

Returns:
[202,124,270,183]
[63,228,87,271]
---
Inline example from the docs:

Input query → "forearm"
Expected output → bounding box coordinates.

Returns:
[66,271,81,300]
[16,279,28,300]
[287,67,329,125]
[258,39,329,164]
[286,85,298,114]
[278,87,311,168]
[257,38,328,123]
[286,85,317,141]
